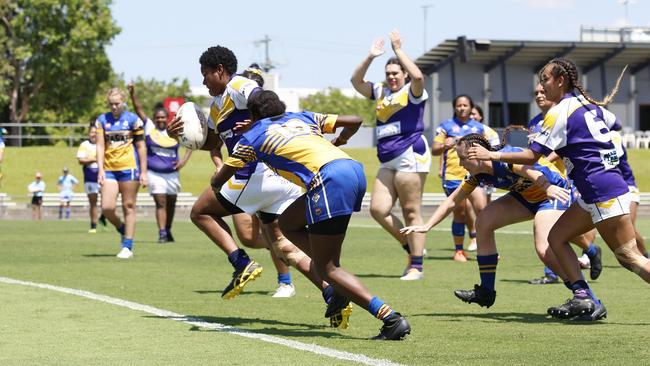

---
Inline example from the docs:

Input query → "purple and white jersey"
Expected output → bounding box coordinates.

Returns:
[530,92,628,204]
[611,130,637,187]
[145,119,179,173]
[207,75,261,179]
[371,82,428,163]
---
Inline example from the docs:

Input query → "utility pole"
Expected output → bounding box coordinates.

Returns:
[422,4,434,53]
[255,35,274,72]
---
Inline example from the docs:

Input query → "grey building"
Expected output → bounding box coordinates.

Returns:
[415,36,650,136]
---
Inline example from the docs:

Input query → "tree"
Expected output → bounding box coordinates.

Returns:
[0,0,120,142]
[300,88,376,126]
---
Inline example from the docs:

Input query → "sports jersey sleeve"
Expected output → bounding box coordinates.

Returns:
[370,82,384,101]
[144,118,155,135]
[230,77,262,109]
[311,112,338,134]
[601,107,621,131]
[433,124,449,144]
[483,125,501,147]
[530,106,567,156]
[459,174,479,192]
[95,116,105,132]
[131,117,145,136]
[408,83,428,105]
[76,142,88,159]
[225,137,258,168]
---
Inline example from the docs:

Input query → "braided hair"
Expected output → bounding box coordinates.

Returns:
[457,125,529,154]
[540,58,627,106]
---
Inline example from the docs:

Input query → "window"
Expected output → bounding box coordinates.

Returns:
[640,104,650,131]
[488,103,530,128]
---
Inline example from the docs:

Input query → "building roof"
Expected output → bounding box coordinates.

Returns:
[415,38,650,75]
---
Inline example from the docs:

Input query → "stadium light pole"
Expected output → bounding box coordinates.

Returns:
[422,4,435,53]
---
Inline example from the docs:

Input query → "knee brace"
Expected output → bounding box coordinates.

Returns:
[614,239,650,275]
[270,236,308,267]
[452,221,465,237]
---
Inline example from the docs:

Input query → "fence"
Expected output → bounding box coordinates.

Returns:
[0,123,90,147]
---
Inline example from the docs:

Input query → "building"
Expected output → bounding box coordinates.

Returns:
[415,33,650,137]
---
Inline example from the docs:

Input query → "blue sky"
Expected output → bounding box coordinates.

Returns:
[107,0,650,90]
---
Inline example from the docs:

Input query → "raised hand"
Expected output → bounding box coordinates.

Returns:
[389,29,402,51]
[370,37,385,58]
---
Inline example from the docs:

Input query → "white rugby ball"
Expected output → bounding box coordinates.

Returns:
[176,102,207,150]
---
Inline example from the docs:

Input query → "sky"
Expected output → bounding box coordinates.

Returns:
[107,0,650,90]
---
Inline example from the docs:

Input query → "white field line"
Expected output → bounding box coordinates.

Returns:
[0,276,405,366]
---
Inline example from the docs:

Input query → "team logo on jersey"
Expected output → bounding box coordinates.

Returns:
[471,127,478,132]
[312,193,320,203]
[106,123,112,128]
[452,126,460,133]
[314,207,322,215]
[122,121,129,128]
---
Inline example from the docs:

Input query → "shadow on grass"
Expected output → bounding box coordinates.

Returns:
[194,289,272,296]
[411,311,650,326]
[500,279,543,284]
[145,314,359,339]
[82,254,116,258]
[356,273,401,279]
[412,311,552,324]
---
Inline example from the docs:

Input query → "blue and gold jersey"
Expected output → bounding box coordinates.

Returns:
[434,118,492,181]
[225,111,351,189]
[208,75,261,179]
[95,111,144,171]
[460,146,570,203]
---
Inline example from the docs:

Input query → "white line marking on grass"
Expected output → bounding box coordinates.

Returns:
[0,276,405,366]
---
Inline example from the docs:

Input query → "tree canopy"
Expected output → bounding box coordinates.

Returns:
[300,88,376,126]
[0,0,120,125]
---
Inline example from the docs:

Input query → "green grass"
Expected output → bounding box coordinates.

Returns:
[1,217,649,365]
[4,146,650,201]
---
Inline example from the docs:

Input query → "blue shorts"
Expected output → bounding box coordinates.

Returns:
[105,169,140,182]
[508,191,572,214]
[443,180,462,196]
[306,159,366,225]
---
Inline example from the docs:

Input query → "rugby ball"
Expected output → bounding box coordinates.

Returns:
[176,102,208,150]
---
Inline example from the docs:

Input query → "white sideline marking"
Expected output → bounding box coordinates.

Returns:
[0,276,405,366]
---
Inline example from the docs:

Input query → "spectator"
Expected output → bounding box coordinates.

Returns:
[57,167,79,219]
[28,172,45,220]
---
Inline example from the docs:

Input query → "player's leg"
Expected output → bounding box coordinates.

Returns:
[454,194,532,308]
[116,179,139,258]
[369,168,410,254]
[100,178,123,230]
[394,171,427,280]
[190,187,261,299]
[152,194,168,242]
[165,194,177,242]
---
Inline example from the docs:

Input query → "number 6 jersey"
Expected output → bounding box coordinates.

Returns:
[529,92,628,204]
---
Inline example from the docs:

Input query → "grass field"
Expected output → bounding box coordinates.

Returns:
[1,217,649,365]
[3,146,650,202]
